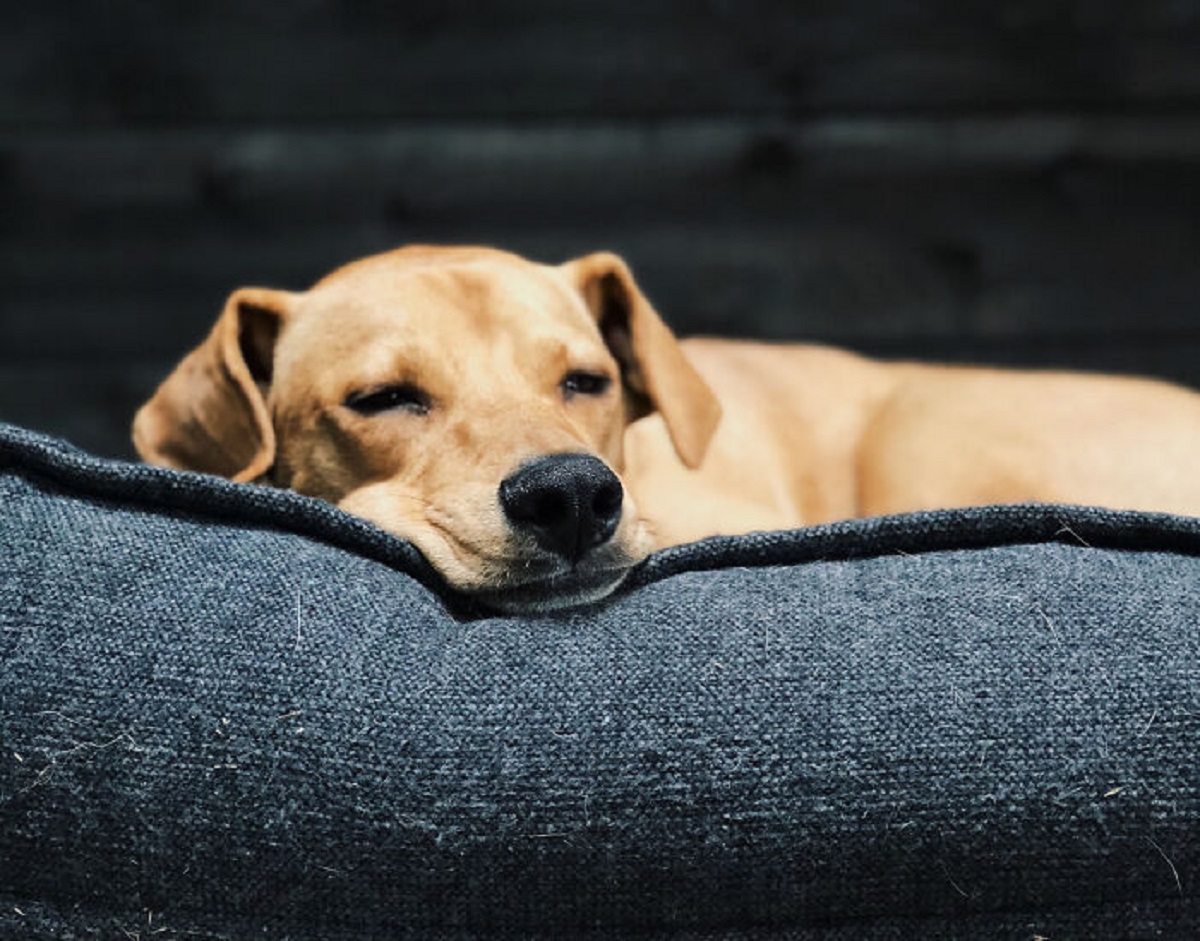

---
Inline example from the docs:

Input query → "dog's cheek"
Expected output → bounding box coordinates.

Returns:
[338,484,427,537]
[277,437,366,503]
[585,402,628,472]
[613,490,656,557]
[275,409,417,501]
[602,422,627,472]
[336,481,515,588]
[408,540,503,593]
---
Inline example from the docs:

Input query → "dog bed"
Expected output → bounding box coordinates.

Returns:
[1,421,1197,939]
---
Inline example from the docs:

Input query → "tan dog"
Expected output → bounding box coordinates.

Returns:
[135,245,1200,611]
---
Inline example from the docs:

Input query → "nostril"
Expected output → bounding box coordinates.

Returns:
[592,482,623,520]
[531,491,568,527]
[501,481,557,526]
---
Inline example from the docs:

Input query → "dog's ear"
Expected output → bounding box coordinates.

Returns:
[564,252,721,468]
[133,287,296,482]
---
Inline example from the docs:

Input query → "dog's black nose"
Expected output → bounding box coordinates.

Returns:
[499,454,624,562]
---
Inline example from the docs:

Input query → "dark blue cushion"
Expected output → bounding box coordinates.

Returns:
[1,423,1197,938]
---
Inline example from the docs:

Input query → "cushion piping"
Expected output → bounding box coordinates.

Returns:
[6,422,1200,601]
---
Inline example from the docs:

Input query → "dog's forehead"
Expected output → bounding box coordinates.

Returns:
[299,258,596,339]
[273,258,608,399]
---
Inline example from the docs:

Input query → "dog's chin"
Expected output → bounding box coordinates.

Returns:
[464,564,633,615]
[395,516,652,614]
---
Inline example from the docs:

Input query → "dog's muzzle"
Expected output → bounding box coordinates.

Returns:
[499,454,623,562]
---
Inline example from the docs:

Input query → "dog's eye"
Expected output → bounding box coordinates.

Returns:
[560,371,612,399]
[344,383,432,416]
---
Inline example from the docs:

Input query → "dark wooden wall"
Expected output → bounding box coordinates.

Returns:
[4,1,1200,459]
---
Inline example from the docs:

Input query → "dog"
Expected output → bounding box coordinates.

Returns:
[134,245,1200,611]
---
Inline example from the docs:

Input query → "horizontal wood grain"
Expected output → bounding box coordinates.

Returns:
[4,2,1200,126]
[3,118,1199,362]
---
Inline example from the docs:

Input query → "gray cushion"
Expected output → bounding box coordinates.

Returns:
[1,422,1198,938]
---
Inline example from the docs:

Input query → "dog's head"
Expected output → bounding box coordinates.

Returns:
[133,246,721,612]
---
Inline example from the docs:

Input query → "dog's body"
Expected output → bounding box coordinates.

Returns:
[135,245,1200,610]
[641,340,1200,546]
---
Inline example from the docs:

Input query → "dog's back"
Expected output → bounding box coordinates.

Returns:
[631,337,1200,547]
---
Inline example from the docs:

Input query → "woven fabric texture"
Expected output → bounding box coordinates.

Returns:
[1,423,1198,939]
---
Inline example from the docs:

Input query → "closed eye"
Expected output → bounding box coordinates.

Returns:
[344,383,432,416]
[560,370,612,400]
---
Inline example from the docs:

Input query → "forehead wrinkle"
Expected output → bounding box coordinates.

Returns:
[422,265,606,373]
[296,261,608,395]
[319,259,597,338]
[447,263,599,337]
[284,304,446,405]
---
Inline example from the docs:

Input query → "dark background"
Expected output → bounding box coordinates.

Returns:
[3,1,1200,460]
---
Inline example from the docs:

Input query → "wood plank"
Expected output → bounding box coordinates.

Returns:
[4,119,1200,370]
[5,174,1200,358]
[8,118,1200,220]
[3,2,1200,125]
[5,216,1200,359]
[0,363,164,461]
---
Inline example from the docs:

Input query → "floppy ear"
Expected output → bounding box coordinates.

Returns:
[132,287,296,482]
[563,252,721,469]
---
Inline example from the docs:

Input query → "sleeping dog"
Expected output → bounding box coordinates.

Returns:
[135,245,1200,611]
